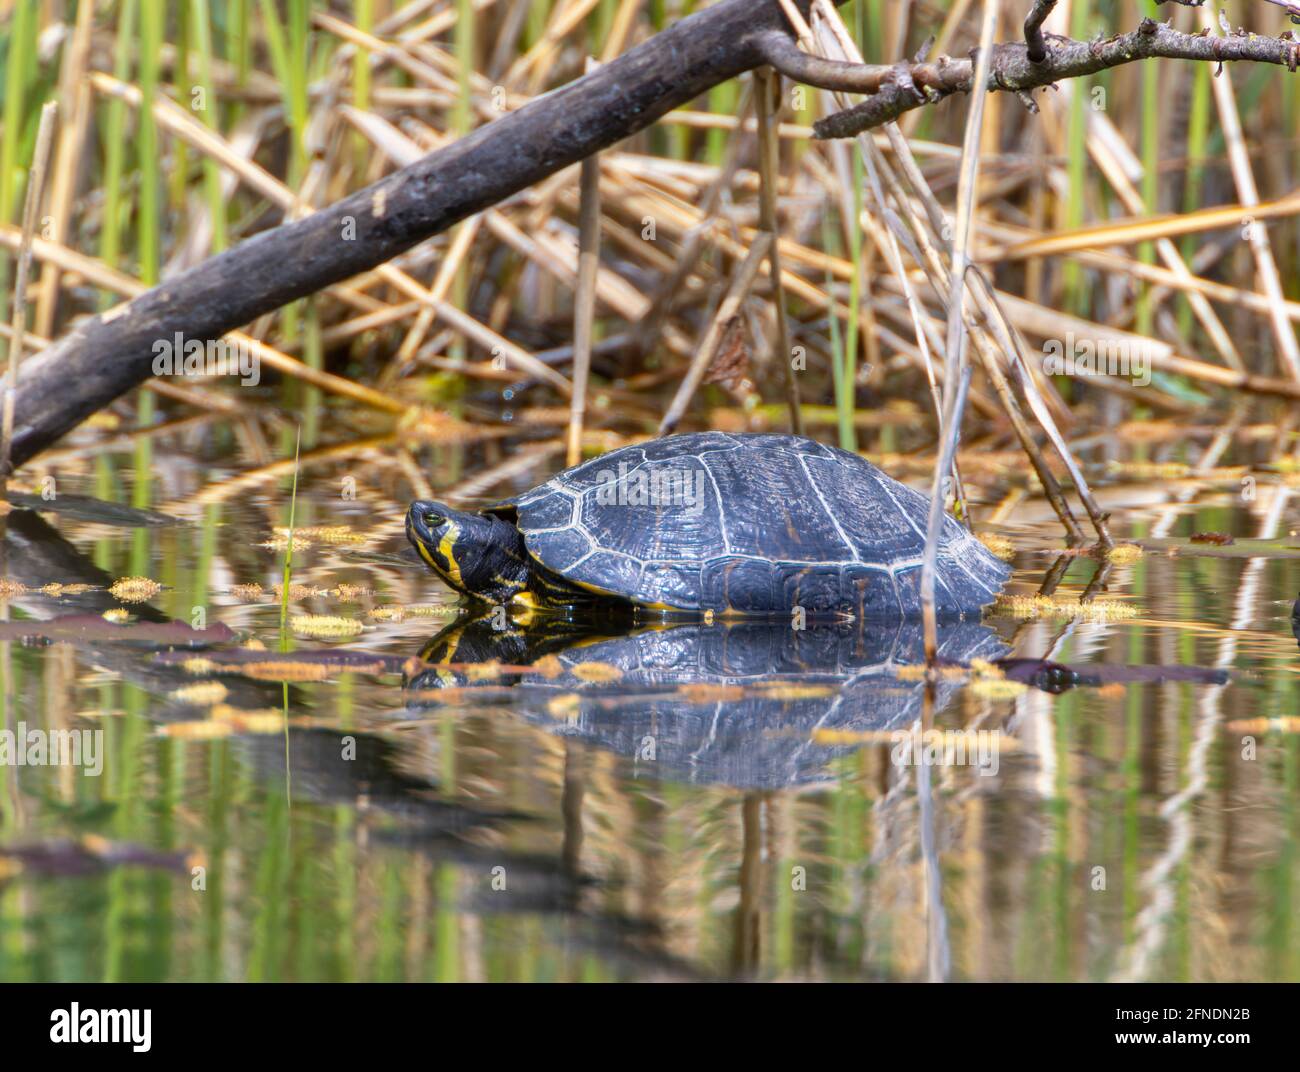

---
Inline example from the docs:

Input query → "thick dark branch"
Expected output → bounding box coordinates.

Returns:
[812,18,1300,138]
[6,0,825,469]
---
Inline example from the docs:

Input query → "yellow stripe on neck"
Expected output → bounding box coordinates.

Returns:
[437,521,463,587]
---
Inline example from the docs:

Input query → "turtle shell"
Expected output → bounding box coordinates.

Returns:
[509,432,1010,619]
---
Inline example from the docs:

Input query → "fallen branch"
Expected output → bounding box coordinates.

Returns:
[4,0,818,469]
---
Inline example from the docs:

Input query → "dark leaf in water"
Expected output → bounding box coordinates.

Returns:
[0,614,236,647]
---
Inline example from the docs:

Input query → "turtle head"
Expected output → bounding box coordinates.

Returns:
[405,500,530,603]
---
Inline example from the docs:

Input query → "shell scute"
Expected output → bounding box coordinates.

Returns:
[525,526,592,573]
[701,557,778,614]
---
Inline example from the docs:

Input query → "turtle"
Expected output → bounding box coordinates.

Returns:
[404,431,1011,620]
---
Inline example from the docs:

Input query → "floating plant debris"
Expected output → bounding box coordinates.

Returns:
[568,661,623,683]
[260,532,311,552]
[1225,717,1300,734]
[233,580,375,603]
[108,576,163,603]
[236,661,338,682]
[970,677,1029,700]
[1106,543,1144,564]
[265,525,367,551]
[368,604,451,622]
[290,614,365,639]
[168,681,230,705]
[40,583,95,597]
[977,533,1016,561]
[810,727,1021,750]
[995,595,1139,621]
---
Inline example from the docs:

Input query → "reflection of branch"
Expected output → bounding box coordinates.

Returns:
[757,18,1300,138]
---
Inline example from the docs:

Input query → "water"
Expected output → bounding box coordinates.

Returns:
[2,445,1298,982]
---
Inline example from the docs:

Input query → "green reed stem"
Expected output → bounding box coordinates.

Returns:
[191,0,226,253]
[98,0,137,309]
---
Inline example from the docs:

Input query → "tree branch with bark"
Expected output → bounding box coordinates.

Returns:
[783,17,1300,138]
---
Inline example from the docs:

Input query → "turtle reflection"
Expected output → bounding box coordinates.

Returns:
[405,616,1009,790]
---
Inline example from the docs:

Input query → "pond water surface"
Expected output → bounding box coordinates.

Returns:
[2,435,1298,982]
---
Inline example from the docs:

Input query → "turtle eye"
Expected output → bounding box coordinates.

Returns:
[423,511,445,528]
